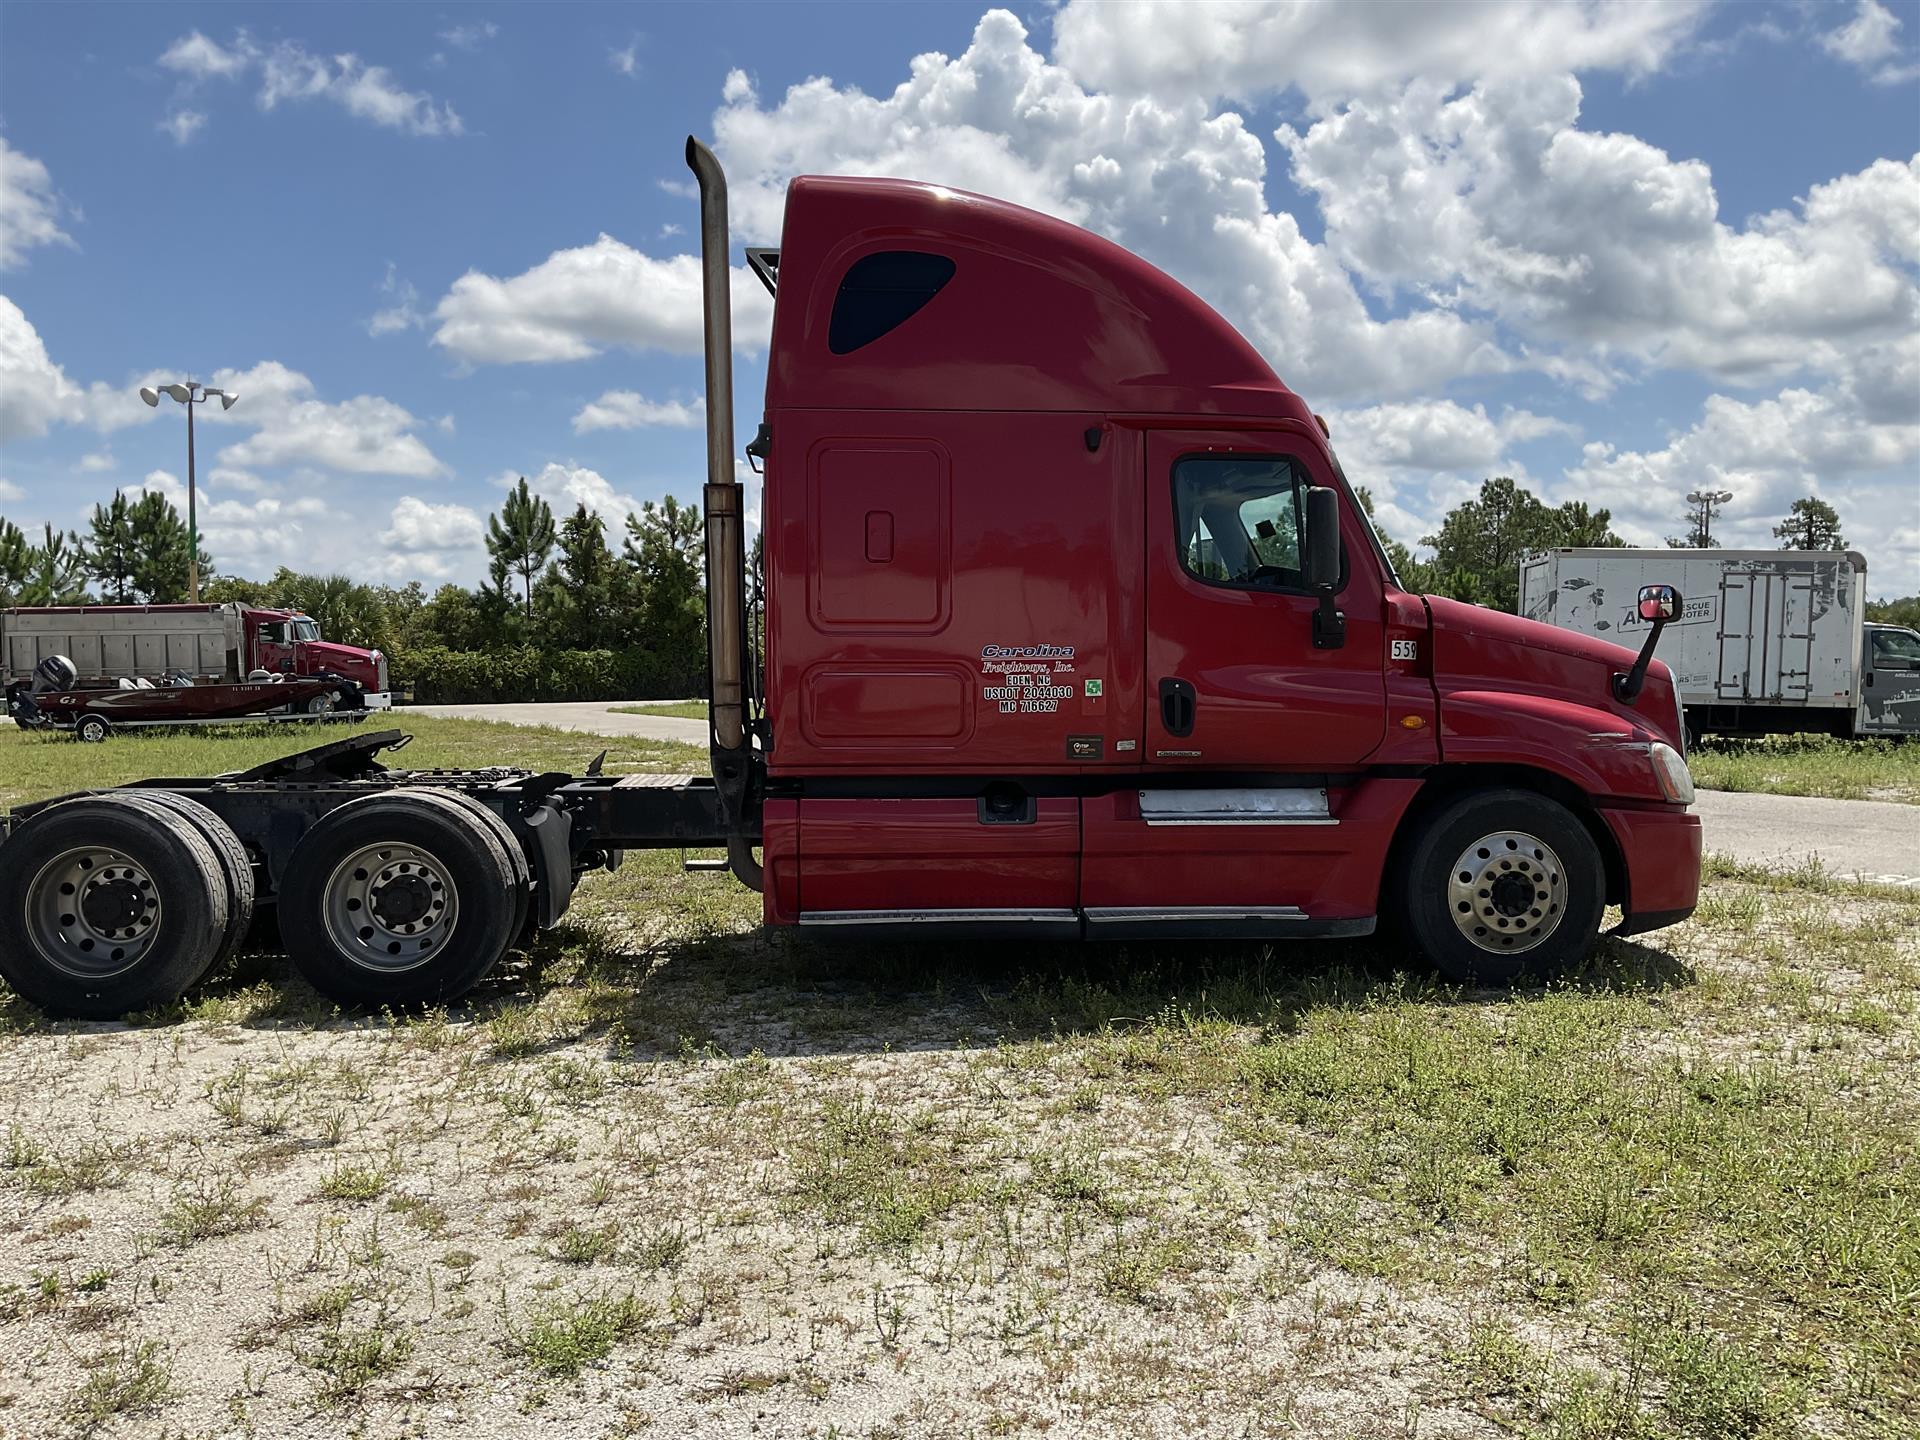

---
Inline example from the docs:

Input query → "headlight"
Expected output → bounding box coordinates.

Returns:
[1649,742,1694,805]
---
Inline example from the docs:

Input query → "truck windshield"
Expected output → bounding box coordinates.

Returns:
[292,619,320,642]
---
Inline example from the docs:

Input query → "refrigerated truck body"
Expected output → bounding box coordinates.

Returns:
[0,140,1702,1020]
[1517,548,1920,740]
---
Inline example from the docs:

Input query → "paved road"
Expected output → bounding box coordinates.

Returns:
[1690,788,1920,887]
[400,703,1920,884]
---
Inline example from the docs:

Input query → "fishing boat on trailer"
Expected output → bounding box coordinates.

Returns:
[7,662,365,741]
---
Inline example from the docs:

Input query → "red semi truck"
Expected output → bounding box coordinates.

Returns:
[0,139,1700,1018]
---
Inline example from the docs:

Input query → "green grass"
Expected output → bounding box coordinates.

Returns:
[608,700,708,721]
[3,713,1916,1431]
[0,714,707,811]
[1688,733,1920,803]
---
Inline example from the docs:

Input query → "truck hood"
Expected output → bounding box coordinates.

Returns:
[1423,595,1684,750]
[303,641,381,681]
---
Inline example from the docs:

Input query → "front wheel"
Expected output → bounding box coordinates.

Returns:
[1391,788,1606,984]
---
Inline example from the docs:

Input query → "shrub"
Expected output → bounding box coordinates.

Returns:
[388,645,707,705]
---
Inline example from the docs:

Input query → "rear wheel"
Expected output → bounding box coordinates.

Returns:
[118,791,256,981]
[1392,788,1606,984]
[420,788,535,945]
[75,714,111,743]
[0,796,228,1017]
[279,789,519,1009]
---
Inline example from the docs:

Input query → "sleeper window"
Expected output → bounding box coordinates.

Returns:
[828,251,957,355]
[1173,456,1305,590]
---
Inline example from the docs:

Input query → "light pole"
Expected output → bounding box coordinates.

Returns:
[1685,488,1733,548]
[140,381,238,603]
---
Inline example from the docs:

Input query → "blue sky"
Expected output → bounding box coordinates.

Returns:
[2,1,1916,593]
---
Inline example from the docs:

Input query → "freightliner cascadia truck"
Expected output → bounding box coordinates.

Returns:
[0,140,1702,1018]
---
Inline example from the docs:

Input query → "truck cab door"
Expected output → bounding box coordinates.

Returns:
[1075,428,1396,936]
[254,621,293,675]
[1860,627,1920,736]
[1141,429,1386,766]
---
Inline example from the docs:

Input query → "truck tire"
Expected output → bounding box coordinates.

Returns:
[1391,788,1606,985]
[416,788,535,947]
[277,788,519,1009]
[75,714,111,744]
[116,791,256,981]
[0,796,229,1018]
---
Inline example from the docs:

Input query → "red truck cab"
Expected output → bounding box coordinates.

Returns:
[742,168,1699,978]
[249,609,389,701]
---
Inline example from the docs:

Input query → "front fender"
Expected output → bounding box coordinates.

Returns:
[1438,689,1666,803]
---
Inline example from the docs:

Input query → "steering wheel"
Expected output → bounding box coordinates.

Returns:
[1246,565,1295,586]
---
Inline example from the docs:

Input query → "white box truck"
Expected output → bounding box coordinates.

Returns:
[1517,548,1920,742]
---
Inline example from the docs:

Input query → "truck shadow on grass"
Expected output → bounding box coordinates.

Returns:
[0,915,1695,1060]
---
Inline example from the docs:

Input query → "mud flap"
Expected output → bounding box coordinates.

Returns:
[524,803,576,928]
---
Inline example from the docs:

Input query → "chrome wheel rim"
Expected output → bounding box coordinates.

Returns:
[1446,831,1566,954]
[25,847,164,978]
[321,842,458,972]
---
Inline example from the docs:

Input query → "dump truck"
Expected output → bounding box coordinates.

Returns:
[1518,548,1920,741]
[2,602,391,705]
[0,139,1702,1019]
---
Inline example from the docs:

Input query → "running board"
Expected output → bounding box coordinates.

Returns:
[1082,906,1372,940]
[794,906,1372,942]
[797,908,1080,940]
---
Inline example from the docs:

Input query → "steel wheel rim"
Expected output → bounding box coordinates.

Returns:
[1446,830,1566,954]
[25,847,164,978]
[321,842,459,973]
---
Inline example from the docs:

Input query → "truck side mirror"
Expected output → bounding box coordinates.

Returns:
[1304,486,1345,649]
[1303,486,1341,590]
[1614,584,1683,703]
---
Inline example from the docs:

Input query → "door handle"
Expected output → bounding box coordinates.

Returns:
[1159,677,1196,737]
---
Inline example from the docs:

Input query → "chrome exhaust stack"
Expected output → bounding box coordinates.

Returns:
[685,135,761,890]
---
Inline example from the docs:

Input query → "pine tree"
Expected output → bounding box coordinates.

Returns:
[0,520,32,607]
[85,494,139,603]
[21,524,89,605]
[1772,496,1846,551]
[624,495,705,685]
[486,477,557,619]
[1421,477,1621,611]
[540,503,619,649]
[126,490,207,603]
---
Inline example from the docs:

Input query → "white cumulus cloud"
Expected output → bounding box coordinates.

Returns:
[571,391,704,434]
[432,236,772,365]
[1279,76,1920,386]
[0,137,74,270]
[709,9,1503,400]
[381,496,484,550]
[1052,0,1710,102]
[155,30,462,138]
[159,109,208,146]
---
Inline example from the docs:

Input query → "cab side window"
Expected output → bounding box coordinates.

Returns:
[1174,456,1305,590]
[1872,630,1920,669]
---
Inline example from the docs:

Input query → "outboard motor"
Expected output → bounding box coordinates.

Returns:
[32,655,78,694]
